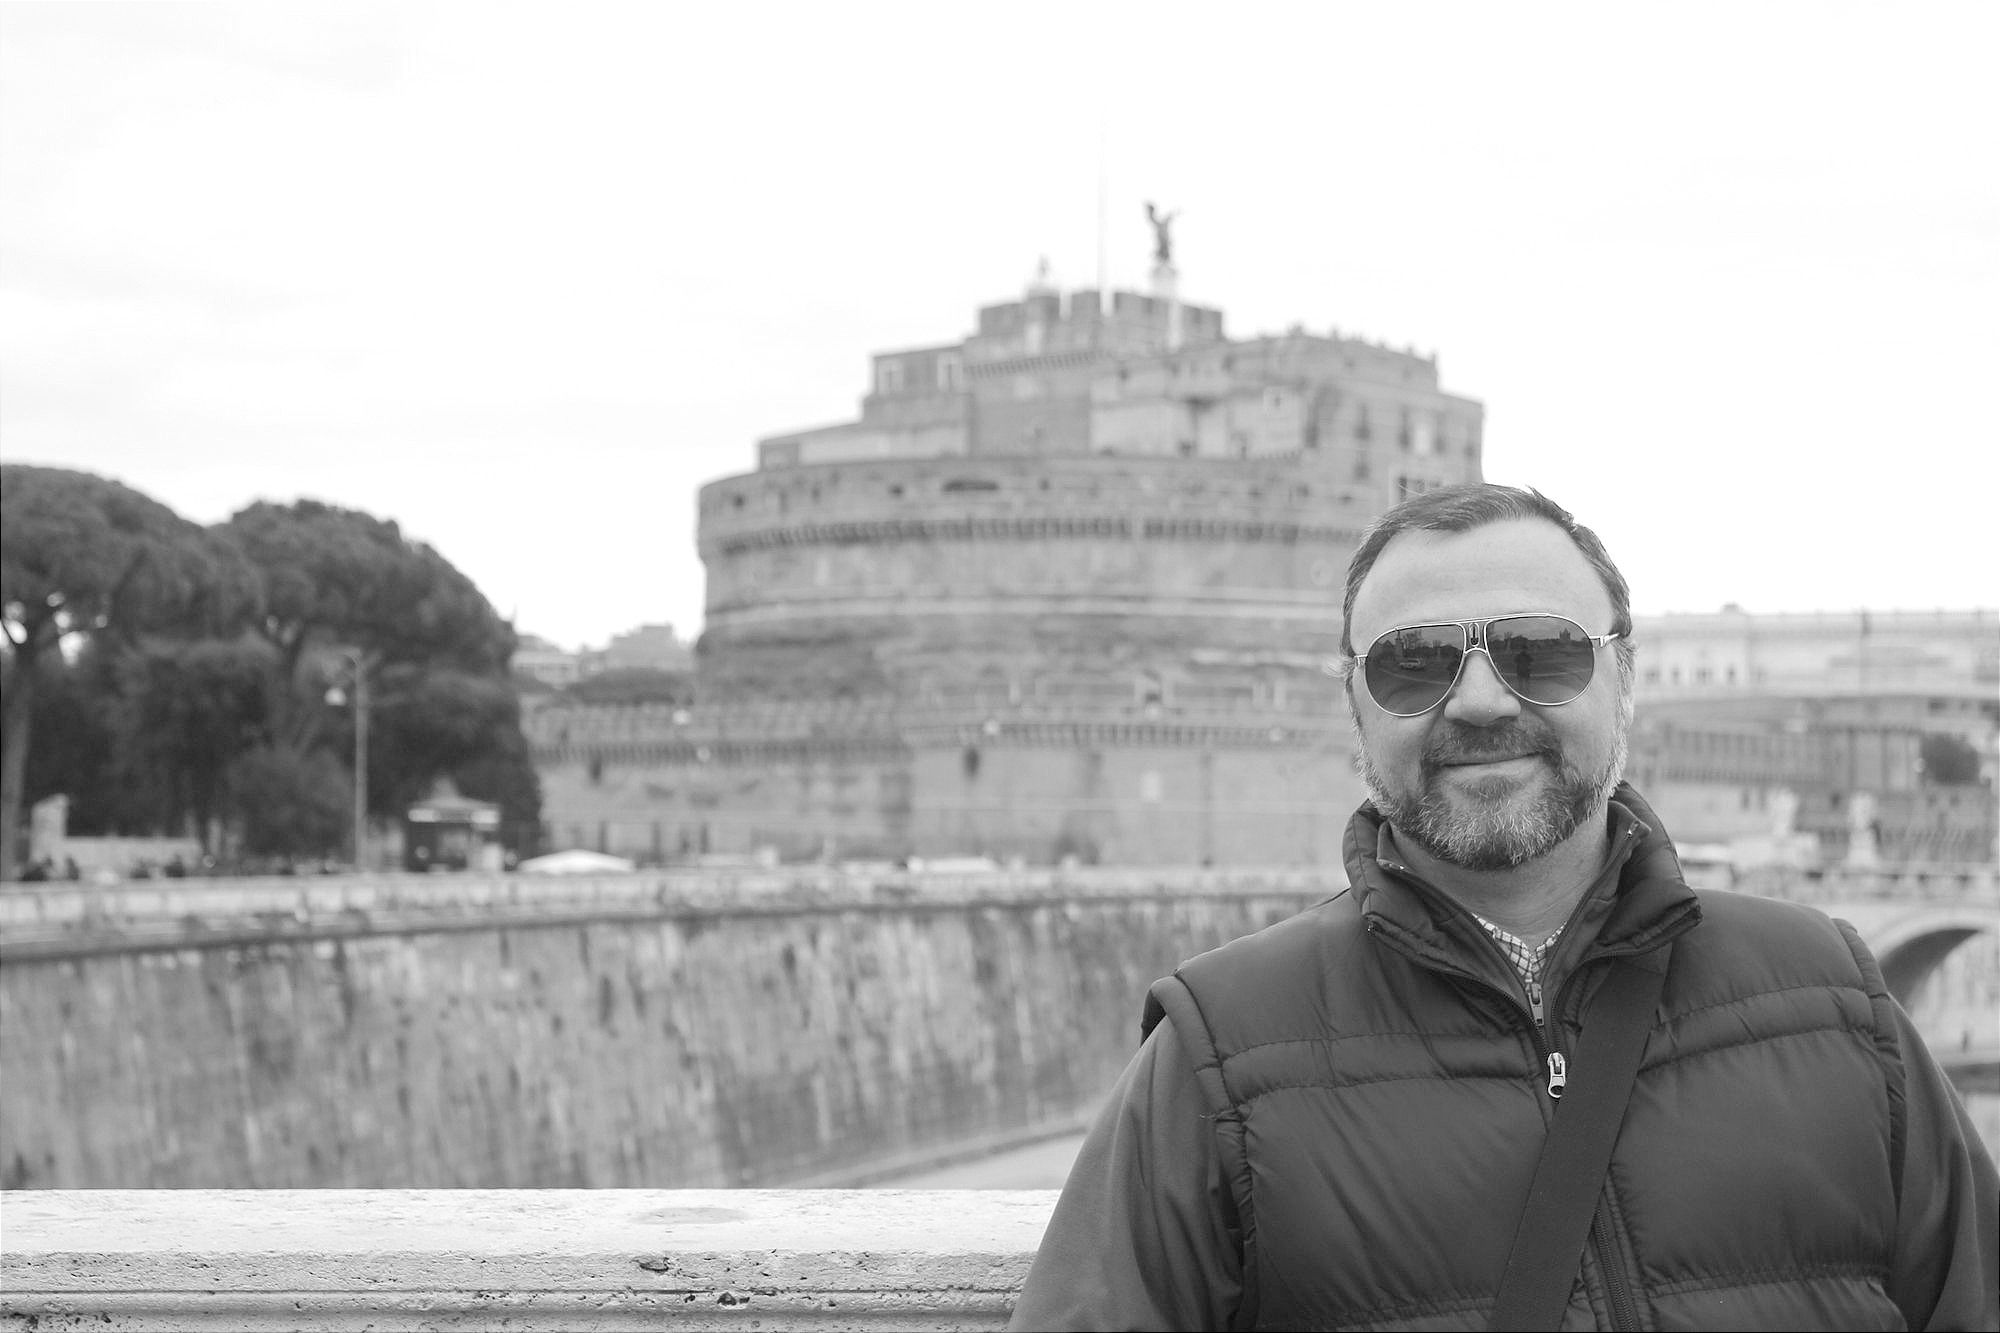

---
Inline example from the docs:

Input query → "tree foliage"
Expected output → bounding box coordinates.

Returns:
[219,500,540,853]
[228,745,350,860]
[5,479,544,871]
[18,647,120,834]
[1919,732,1982,786]
[109,638,275,843]
[368,665,536,817]
[1,465,257,877]
[223,500,514,673]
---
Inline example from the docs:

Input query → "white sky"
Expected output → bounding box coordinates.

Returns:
[4,2,1995,652]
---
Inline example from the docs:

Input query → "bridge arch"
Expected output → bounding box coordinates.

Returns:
[1879,923,1994,1008]
[1832,903,2000,1007]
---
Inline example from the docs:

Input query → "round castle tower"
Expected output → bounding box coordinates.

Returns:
[536,277,1485,865]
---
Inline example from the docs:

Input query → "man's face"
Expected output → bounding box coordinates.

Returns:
[1344,518,1631,871]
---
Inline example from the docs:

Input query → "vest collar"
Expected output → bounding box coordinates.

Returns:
[1342,782,1703,988]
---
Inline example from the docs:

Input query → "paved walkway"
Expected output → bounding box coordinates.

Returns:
[870,1131,1087,1189]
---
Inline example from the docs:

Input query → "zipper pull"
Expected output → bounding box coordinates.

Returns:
[1546,1052,1567,1099]
[1529,991,1545,1027]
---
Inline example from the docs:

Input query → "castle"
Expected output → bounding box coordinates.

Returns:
[527,271,1485,865]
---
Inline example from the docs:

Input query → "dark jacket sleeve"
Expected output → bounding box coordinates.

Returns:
[1007,1015,1244,1331]
[1880,998,1999,1330]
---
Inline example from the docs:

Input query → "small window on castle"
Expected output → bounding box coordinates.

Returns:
[942,478,1000,493]
[1354,406,1372,440]
[936,354,963,390]
[876,360,904,394]
[1397,408,1412,451]
[962,746,981,780]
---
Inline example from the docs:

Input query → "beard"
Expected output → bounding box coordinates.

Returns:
[1352,712,1628,871]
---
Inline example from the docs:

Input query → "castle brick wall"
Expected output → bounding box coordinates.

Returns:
[524,694,1362,866]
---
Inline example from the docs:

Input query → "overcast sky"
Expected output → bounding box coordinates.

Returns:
[4,2,1995,652]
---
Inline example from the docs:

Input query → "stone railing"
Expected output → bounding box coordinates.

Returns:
[0,1189,1056,1330]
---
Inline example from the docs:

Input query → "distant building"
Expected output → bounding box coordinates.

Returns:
[510,634,585,688]
[592,623,694,676]
[523,280,1997,871]
[1627,608,1999,864]
[511,625,694,690]
[528,275,1485,865]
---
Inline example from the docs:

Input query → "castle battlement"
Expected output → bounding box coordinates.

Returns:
[544,282,1485,866]
[756,286,1482,477]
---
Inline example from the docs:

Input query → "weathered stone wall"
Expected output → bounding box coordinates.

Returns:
[522,686,1365,867]
[529,717,1364,866]
[0,870,1332,1189]
[696,455,1371,630]
[4,871,1992,1191]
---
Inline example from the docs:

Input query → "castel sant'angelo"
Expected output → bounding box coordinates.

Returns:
[529,229,1485,866]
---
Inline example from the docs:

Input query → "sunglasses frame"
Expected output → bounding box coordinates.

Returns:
[1356,611,1625,718]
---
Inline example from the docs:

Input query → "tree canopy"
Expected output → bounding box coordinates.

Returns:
[1919,732,1982,786]
[4,472,542,875]
[224,500,514,675]
[1,465,257,877]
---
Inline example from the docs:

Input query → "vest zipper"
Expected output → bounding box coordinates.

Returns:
[1545,1051,1567,1099]
[1590,1206,1641,1329]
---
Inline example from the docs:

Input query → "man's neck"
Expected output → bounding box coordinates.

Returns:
[1392,812,1615,942]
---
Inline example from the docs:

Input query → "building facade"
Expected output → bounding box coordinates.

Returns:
[529,279,1485,865]
[1627,608,1999,864]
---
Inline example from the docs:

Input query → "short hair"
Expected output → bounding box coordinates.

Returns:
[1339,483,1636,679]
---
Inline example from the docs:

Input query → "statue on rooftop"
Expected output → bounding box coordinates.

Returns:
[1145,201,1178,266]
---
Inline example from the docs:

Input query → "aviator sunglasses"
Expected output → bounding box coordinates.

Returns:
[1356,613,1625,717]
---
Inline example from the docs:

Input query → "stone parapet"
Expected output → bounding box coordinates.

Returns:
[0,1189,1054,1331]
[0,866,1335,960]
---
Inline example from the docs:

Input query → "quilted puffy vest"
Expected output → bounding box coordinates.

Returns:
[1144,789,1908,1331]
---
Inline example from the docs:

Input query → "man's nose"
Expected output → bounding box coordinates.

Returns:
[1441,648,1522,725]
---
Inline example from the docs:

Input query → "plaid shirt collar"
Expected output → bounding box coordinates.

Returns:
[1471,915,1562,1008]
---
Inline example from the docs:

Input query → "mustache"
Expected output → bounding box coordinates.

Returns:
[1421,721,1563,770]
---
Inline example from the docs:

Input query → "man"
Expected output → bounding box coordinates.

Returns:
[1010,484,1997,1331]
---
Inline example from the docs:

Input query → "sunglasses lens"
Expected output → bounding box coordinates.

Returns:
[1364,625,1467,715]
[1489,615,1599,705]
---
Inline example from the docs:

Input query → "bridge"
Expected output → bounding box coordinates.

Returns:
[1,865,1993,1329]
[1739,865,2000,1086]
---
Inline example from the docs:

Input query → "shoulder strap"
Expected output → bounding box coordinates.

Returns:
[1491,947,1671,1331]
